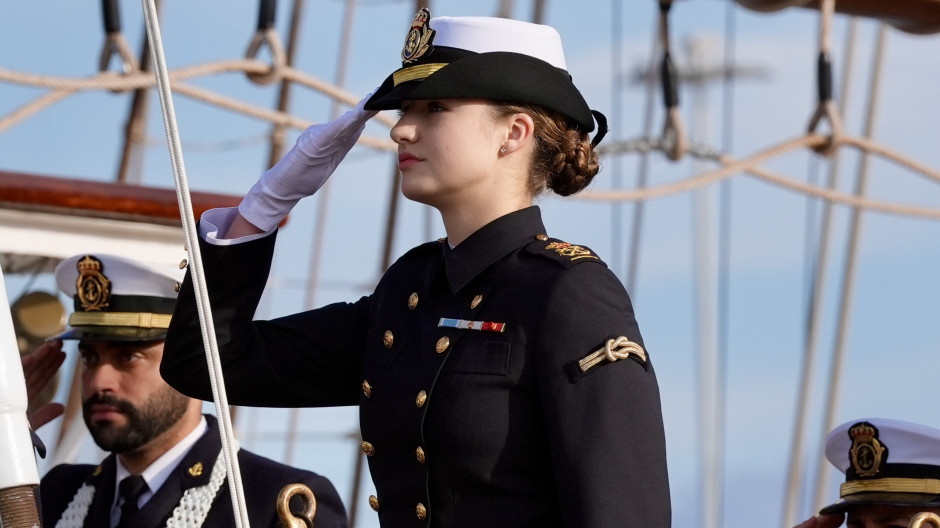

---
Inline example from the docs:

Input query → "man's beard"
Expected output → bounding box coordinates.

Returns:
[82,386,190,454]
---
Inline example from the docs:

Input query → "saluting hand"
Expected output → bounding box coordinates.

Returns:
[238,92,378,232]
[21,340,66,429]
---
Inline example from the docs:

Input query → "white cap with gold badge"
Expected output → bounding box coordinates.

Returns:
[820,418,940,514]
[53,253,184,341]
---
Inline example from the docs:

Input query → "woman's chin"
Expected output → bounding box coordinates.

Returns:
[399,180,438,206]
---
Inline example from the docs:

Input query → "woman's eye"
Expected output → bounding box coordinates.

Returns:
[429,102,445,112]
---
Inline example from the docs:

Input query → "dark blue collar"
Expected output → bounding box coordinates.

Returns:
[442,206,546,293]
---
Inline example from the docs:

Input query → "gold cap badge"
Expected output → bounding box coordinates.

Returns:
[76,255,111,311]
[401,8,435,64]
[849,421,887,477]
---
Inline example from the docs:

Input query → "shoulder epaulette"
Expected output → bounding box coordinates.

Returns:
[525,234,605,268]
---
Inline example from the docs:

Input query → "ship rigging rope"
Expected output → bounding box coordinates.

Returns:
[2,60,940,219]
[0,61,397,148]
[586,133,940,220]
[139,1,250,526]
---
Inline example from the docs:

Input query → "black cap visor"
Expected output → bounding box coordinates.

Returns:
[820,492,940,515]
[365,51,595,134]
[50,325,169,342]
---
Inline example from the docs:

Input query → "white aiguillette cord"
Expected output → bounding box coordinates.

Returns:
[139,2,250,528]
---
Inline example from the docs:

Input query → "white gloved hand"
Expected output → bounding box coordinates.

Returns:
[238,93,378,231]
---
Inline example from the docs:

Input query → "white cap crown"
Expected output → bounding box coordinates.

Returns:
[430,16,567,70]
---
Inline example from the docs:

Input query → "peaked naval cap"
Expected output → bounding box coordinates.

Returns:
[365,10,608,146]
[52,253,184,341]
[819,418,940,514]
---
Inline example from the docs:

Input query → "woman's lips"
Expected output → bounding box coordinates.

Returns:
[398,152,421,169]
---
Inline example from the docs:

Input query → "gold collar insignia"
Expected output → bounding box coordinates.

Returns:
[187,462,204,477]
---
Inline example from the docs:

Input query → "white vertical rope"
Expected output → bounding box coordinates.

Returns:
[812,21,889,514]
[780,4,843,526]
[800,15,858,517]
[138,2,250,527]
[624,6,661,296]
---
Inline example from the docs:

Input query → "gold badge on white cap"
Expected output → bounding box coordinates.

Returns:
[76,255,111,311]
[401,8,435,64]
[849,421,887,477]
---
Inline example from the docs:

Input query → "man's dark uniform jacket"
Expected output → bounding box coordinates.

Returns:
[38,414,348,528]
[162,206,671,528]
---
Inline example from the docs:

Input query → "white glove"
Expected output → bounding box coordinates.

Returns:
[238,94,378,231]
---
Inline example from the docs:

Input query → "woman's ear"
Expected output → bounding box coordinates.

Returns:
[500,112,535,155]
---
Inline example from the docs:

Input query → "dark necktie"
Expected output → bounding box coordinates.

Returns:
[116,475,148,528]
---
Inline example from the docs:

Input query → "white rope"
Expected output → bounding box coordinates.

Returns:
[53,483,95,528]
[165,450,228,528]
[812,21,891,516]
[138,2,250,528]
[784,14,861,528]
[53,450,228,528]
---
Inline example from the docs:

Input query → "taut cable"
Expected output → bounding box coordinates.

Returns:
[139,1,250,527]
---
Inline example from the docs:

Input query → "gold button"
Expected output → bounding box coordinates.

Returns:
[437,237,446,243]
[362,380,372,398]
[383,330,394,348]
[435,336,450,354]
[470,294,483,309]
[536,233,549,241]
[361,441,375,456]
[174,281,181,293]
[369,495,380,511]
[416,446,426,464]
[416,503,427,520]
[179,258,188,269]
[416,390,427,408]
[408,292,419,310]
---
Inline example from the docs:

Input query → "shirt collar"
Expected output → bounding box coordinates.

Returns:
[113,415,209,512]
[443,206,546,293]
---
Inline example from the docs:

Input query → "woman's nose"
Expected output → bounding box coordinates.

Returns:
[391,117,417,144]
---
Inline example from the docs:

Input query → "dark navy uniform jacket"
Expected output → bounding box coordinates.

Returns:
[162,206,671,528]
[39,415,347,528]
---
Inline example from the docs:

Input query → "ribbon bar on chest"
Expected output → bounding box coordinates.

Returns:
[438,318,506,333]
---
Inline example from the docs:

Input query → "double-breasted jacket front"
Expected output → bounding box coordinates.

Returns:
[162,206,671,528]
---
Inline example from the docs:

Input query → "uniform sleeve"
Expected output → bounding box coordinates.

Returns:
[161,223,369,408]
[535,263,671,528]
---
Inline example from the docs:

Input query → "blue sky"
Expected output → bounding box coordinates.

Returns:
[3,1,940,527]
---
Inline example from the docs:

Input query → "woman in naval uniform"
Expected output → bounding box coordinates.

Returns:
[162,9,671,528]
